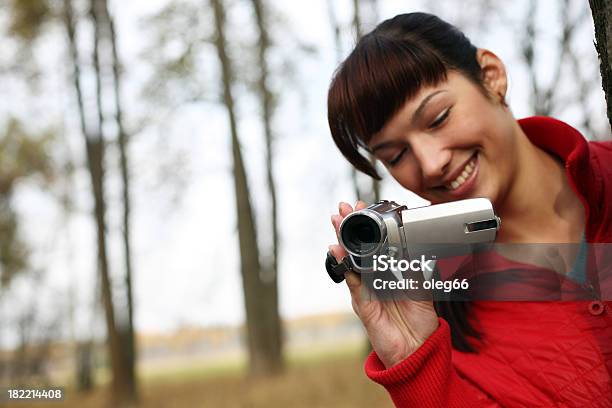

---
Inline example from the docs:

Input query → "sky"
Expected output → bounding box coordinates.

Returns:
[0,0,608,347]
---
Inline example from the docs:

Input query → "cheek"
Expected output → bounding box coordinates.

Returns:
[481,123,517,177]
[476,132,517,203]
[390,165,421,192]
[476,160,499,196]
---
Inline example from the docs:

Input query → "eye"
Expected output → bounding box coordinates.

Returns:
[388,147,408,167]
[429,107,451,129]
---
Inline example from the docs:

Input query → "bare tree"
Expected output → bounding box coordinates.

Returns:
[506,0,604,137]
[519,0,583,116]
[327,0,362,201]
[95,0,138,398]
[249,0,284,371]
[589,0,612,130]
[62,0,135,405]
[211,0,283,376]
[326,0,382,203]
[352,0,380,204]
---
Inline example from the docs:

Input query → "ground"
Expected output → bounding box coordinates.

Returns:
[3,344,393,408]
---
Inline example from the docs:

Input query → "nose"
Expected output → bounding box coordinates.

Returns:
[411,137,451,187]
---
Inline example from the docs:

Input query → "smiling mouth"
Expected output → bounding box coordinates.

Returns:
[446,153,477,191]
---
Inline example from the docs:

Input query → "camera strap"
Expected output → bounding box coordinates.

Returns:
[325,251,353,283]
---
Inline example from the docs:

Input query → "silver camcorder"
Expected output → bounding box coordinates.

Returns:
[325,198,501,283]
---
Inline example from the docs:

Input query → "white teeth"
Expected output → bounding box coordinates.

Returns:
[447,157,476,190]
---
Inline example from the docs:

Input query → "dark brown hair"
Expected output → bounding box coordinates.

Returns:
[328,12,486,352]
[327,12,484,180]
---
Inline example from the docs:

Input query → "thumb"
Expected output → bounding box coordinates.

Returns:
[328,244,347,263]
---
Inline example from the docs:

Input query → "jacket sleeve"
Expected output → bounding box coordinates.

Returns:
[364,318,499,408]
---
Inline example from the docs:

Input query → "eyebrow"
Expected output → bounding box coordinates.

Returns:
[370,90,447,153]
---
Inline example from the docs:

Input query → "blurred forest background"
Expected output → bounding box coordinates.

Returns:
[0,0,610,407]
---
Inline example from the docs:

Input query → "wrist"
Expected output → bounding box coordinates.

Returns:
[379,319,440,368]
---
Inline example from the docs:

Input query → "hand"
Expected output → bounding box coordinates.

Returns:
[330,201,440,368]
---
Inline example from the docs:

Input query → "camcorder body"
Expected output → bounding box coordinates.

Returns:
[326,198,501,283]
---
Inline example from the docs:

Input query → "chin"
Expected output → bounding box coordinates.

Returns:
[426,196,452,205]
[427,187,495,206]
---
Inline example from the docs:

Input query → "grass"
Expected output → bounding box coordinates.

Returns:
[3,342,393,408]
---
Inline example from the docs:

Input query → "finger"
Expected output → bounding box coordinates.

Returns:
[339,201,354,217]
[331,214,342,234]
[345,271,362,300]
[355,200,368,210]
[328,244,347,262]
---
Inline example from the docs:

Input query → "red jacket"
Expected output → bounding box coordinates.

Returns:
[365,117,612,407]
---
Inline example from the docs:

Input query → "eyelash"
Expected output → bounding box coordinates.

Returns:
[388,148,407,167]
[429,107,451,129]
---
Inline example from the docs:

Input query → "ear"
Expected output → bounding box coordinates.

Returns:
[476,49,508,103]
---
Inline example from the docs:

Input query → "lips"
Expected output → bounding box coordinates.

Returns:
[432,151,479,198]
[446,154,477,190]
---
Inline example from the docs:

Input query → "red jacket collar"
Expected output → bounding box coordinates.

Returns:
[517,116,590,182]
[518,116,599,239]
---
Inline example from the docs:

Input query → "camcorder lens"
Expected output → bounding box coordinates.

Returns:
[341,214,382,255]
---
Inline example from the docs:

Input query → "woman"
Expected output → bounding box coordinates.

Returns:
[327,13,612,407]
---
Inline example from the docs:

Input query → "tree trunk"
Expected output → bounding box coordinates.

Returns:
[211,0,282,376]
[86,133,132,407]
[62,0,133,405]
[249,0,284,373]
[352,0,379,203]
[76,341,93,391]
[97,0,138,399]
[589,0,612,131]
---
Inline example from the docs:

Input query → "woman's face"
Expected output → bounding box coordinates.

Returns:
[368,71,517,207]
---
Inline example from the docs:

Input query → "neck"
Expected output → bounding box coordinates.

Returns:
[495,122,585,243]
